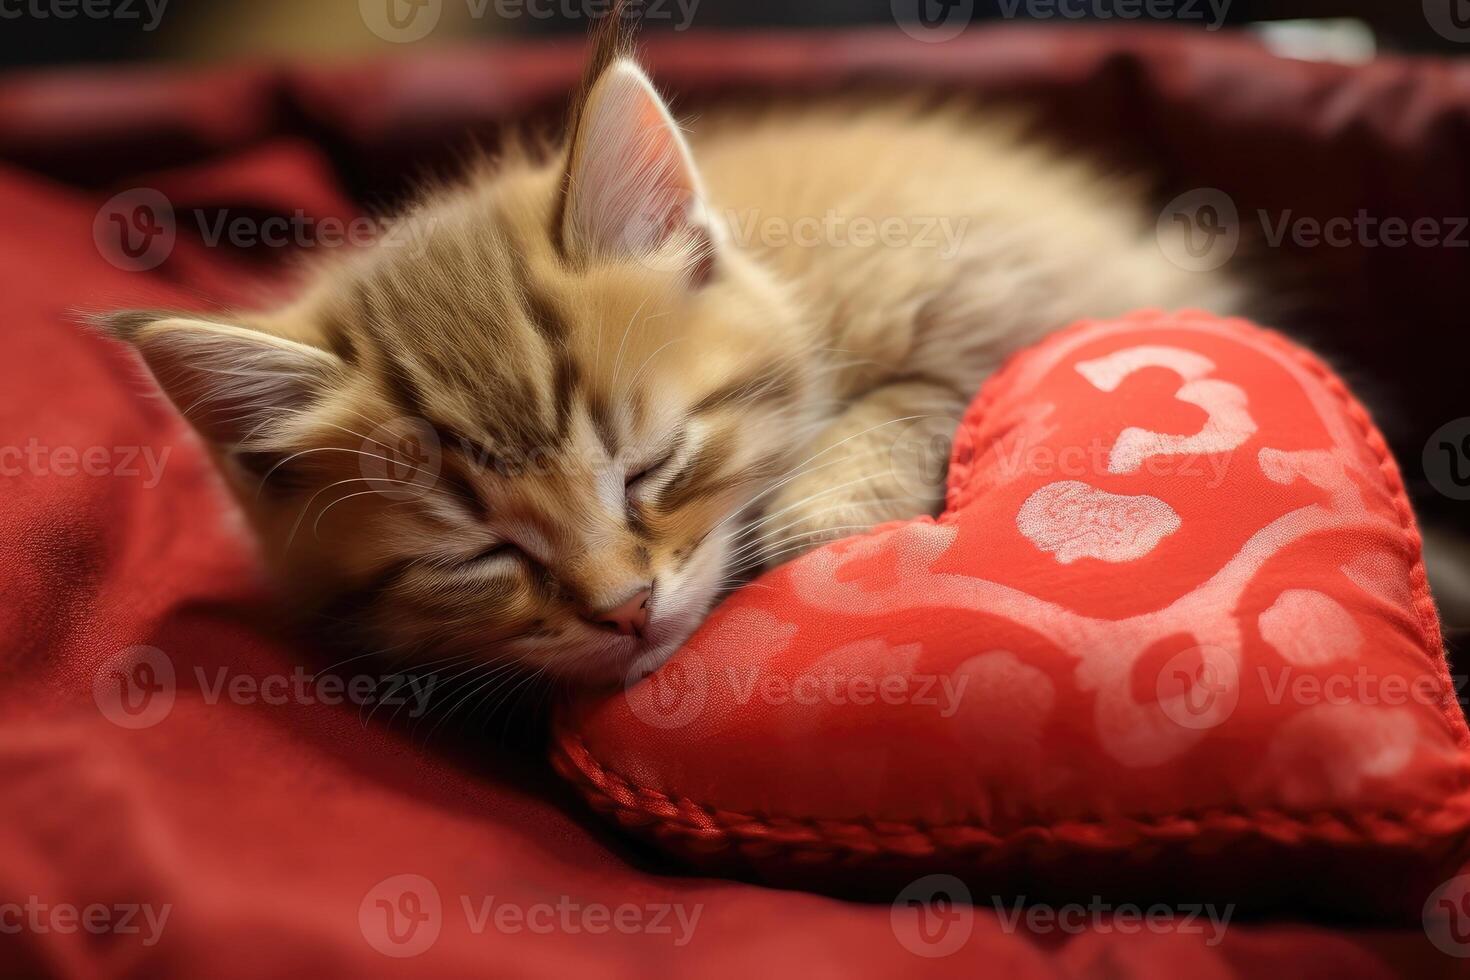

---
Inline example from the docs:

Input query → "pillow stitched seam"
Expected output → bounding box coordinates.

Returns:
[553,732,1470,856]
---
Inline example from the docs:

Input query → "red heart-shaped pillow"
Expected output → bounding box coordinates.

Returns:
[553,310,1470,917]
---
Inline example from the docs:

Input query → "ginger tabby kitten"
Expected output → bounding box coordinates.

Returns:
[100,24,1243,688]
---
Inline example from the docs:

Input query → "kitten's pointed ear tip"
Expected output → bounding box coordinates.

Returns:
[84,309,169,343]
[607,57,651,83]
[595,58,662,103]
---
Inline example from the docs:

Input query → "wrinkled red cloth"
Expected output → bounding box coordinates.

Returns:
[2,26,1468,978]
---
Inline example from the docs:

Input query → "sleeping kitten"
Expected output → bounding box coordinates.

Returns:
[99,30,1244,687]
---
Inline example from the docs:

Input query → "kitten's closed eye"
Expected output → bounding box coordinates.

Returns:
[625,452,675,490]
[625,431,687,498]
[463,543,524,569]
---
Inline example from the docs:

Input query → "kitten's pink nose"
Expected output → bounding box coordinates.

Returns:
[586,587,651,638]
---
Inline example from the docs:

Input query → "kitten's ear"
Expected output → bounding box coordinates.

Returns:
[95,312,340,448]
[560,59,716,279]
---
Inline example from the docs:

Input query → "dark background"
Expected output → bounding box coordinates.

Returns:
[0,1,1464,71]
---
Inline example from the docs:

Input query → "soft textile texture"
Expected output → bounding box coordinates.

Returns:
[555,310,1470,915]
[4,27,1470,979]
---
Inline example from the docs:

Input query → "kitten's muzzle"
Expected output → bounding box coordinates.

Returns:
[582,585,652,639]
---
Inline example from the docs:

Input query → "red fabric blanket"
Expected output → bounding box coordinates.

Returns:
[1,27,1466,978]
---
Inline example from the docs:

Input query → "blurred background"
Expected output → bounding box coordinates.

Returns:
[0,0,1465,70]
[1,0,1466,644]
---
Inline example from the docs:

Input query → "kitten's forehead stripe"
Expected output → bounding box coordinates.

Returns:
[586,390,619,457]
[436,454,490,521]
[344,220,604,462]
[319,307,360,365]
[379,343,430,419]
[506,247,581,447]
[692,363,799,417]
[526,288,566,343]
[551,354,581,443]
[657,428,734,512]
[510,251,568,346]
